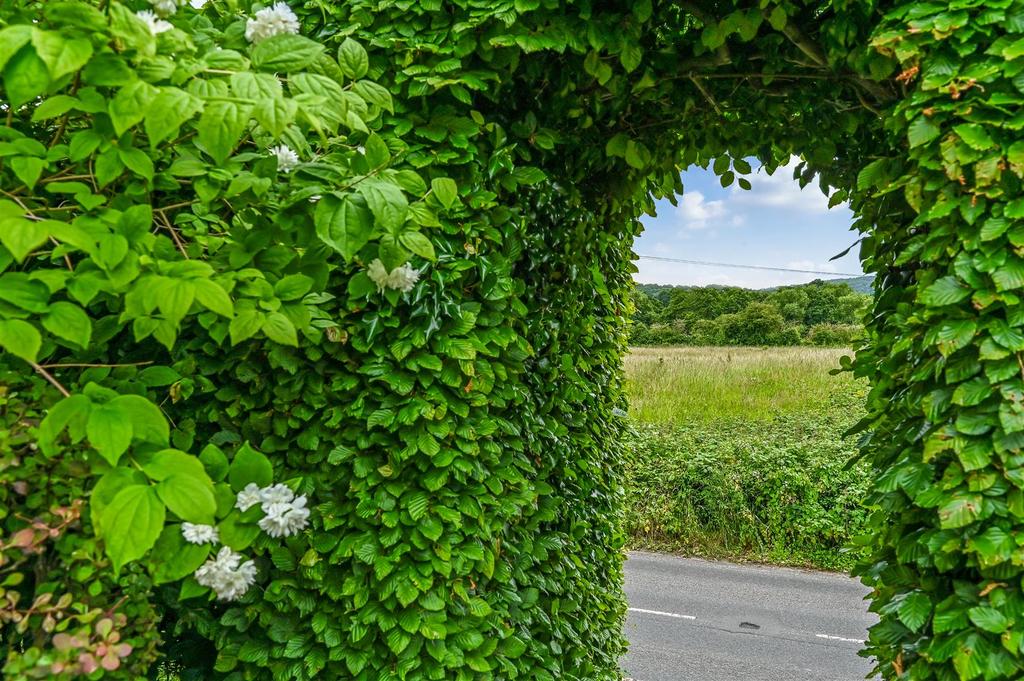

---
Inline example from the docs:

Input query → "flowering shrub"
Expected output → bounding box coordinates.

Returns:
[0,0,440,676]
[6,0,1015,679]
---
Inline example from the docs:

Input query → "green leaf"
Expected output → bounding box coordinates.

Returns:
[0,319,41,363]
[315,193,374,260]
[954,124,995,151]
[0,25,32,73]
[0,216,48,262]
[939,494,982,529]
[364,133,391,168]
[31,29,92,80]
[896,592,932,632]
[968,606,1009,634]
[228,443,273,491]
[90,467,146,535]
[358,178,408,231]
[229,308,264,345]
[193,279,234,317]
[143,448,208,481]
[352,80,393,113]
[219,510,261,551]
[908,117,940,148]
[111,394,169,445]
[157,473,217,524]
[253,96,297,138]
[101,485,165,573]
[4,46,50,108]
[109,80,157,136]
[274,274,314,301]
[197,100,253,165]
[263,311,298,346]
[619,43,642,73]
[87,402,133,465]
[250,34,324,72]
[920,276,971,306]
[624,140,651,169]
[42,301,92,348]
[338,38,369,79]
[11,157,45,190]
[199,444,230,482]
[431,178,458,209]
[399,231,436,261]
[151,526,211,585]
[144,87,202,146]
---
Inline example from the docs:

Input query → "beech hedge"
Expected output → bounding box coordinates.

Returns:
[2,1,1023,680]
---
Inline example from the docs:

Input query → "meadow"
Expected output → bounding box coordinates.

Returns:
[622,346,871,571]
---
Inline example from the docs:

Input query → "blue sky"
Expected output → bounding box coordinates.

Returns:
[633,159,866,289]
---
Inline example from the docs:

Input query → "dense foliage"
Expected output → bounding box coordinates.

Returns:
[629,279,869,346]
[625,412,869,572]
[1,0,1021,679]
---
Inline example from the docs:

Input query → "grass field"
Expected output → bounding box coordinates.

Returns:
[622,346,870,570]
[624,346,859,423]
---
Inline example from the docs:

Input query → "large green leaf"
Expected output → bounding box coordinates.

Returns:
[0,319,41,363]
[196,100,253,164]
[101,485,165,572]
[357,178,408,231]
[228,443,274,491]
[150,526,211,585]
[157,474,217,523]
[315,193,374,260]
[42,301,92,348]
[86,402,133,465]
[250,34,324,72]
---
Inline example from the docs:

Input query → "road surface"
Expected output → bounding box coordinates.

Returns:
[623,552,877,681]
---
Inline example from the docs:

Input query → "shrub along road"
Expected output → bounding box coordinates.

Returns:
[622,552,876,680]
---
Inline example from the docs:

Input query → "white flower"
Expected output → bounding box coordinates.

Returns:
[258,495,310,538]
[149,0,180,16]
[270,144,300,173]
[136,10,173,34]
[259,483,295,506]
[181,522,219,545]
[386,263,420,293]
[366,259,390,292]
[190,0,209,7]
[194,547,257,601]
[366,260,421,293]
[245,2,300,43]
[235,483,263,512]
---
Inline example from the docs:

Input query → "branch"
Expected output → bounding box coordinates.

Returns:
[30,362,71,398]
[688,75,722,116]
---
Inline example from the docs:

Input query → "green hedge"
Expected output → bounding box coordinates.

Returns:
[624,403,871,571]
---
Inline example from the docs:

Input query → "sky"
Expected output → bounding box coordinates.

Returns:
[633,159,866,289]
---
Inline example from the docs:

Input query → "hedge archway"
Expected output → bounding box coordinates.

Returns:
[1,0,1021,679]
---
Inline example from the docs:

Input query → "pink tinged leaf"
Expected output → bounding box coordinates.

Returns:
[101,651,121,670]
[79,653,98,673]
[115,643,133,658]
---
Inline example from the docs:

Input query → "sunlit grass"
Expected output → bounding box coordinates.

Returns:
[624,346,862,423]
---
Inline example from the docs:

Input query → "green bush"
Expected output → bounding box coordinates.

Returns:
[806,323,864,347]
[624,404,871,571]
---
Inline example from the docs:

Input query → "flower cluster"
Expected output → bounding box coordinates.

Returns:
[194,548,257,601]
[270,145,300,172]
[183,481,310,601]
[245,2,300,43]
[367,259,421,293]
[237,482,310,538]
[136,10,173,35]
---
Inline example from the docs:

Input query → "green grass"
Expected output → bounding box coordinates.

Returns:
[622,346,871,571]
[624,345,859,423]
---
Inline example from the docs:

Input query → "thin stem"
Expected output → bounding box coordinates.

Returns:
[29,362,71,398]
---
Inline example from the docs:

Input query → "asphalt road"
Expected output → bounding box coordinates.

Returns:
[623,552,877,681]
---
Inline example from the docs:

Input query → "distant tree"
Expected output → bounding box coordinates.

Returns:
[660,286,760,324]
[766,287,809,322]
[720,302,787,345]
[629,288,661,325]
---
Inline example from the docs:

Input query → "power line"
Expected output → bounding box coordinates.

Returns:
[635,254,863,278]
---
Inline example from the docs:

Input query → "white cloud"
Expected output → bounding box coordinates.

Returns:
[674,191,728,230]
[731,158,840,214]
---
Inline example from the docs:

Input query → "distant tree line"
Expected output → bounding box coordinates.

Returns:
[630,280,870,347]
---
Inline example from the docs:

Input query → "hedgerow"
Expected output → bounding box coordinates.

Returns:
[1,0,1022,679]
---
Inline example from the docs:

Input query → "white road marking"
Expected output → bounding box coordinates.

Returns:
[815,633,864,644]
[628,607,697,621]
